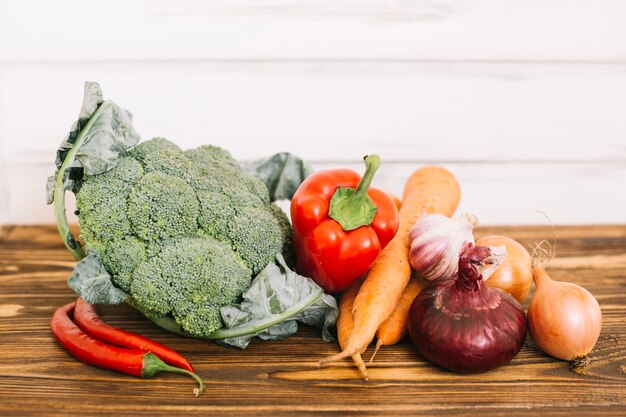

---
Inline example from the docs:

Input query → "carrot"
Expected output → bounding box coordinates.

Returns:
[319,165,460,367]
[388,194,402,211]
[369,272,427,363]
[336,278,368,379]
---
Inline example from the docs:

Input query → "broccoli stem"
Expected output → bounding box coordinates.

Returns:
[144,288,324,340]
[54,102,114,261]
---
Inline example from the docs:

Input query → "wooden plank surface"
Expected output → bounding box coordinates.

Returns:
[0,225,625,416]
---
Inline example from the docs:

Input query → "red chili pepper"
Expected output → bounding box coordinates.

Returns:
[291,155,399,293]
[50,302,204,396]
[74,298,195,373]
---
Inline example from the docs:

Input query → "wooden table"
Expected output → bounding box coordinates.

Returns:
[1,225,625,416]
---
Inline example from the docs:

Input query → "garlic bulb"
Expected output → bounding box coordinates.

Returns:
[408,213,478,281]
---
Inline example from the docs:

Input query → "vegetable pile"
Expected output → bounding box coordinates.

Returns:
[320,166,603,377]
[48,82,604,391]
[321,165,461,372]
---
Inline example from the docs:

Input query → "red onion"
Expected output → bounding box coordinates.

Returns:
[408,245,527,373]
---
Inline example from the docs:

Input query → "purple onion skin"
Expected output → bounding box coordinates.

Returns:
[407,246,528,374]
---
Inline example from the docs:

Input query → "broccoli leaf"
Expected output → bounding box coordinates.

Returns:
[48,81,140,204]
[45,175,56,205]
[45,160,83,205]
[218,254,338,349]
[67,252,128,305]
[244,153,313,201]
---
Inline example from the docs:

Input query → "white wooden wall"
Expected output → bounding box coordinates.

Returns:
[1,0,625,225]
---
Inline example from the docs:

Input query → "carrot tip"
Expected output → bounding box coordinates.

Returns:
[352,353,368,380]
[369,340,383,364]
[319,349,356,366]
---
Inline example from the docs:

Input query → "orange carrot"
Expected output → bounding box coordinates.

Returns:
[388,194,402,211]
[336,278,368,379]
[369,272,427,363]
[320,166,460,367]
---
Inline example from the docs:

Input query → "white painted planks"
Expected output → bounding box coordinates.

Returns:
[1,0,625,224]
[1,0,626,62]
[8,160,625,225]
[2,63,625,164]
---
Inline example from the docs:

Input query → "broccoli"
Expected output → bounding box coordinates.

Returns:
[75,138,293,336]
[130,237,251,336]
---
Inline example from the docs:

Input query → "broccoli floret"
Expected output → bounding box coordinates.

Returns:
[75,139,294,337]
[106,157,145,183]
[95,237,147,275]
[196,191,235,237]
[78,195,131,243]
[130,259,171,318]
[268,203,295,266]
[93,237,147,292]
[142,149,195,183]
[245,175,271,203]
[131,238,251,336]
[75,157,142,212]
[127,172,199,242]
[224,206,285,274]
[228,185,266,212]
[84,236,147,293]
[75,157,143,244]
[184,145,240,169]
[128,137,181,163]
[76,179,125,212]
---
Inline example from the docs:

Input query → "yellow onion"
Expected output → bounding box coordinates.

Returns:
[528,262,602,361]
[476,235,532,303]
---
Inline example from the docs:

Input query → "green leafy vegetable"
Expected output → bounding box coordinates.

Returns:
[47,82,140,259]
[219,254,337,348]
[48,81,335,347]
[46,81,140,205]
[244,153,313,201]
[69,138,296,337]
[67,252,128,305]
[146,254,338,348]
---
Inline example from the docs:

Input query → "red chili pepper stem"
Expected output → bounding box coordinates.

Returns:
[328,154,381,231]
[141,352,205,396]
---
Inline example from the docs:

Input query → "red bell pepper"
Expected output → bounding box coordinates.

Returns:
[291,155,399,293]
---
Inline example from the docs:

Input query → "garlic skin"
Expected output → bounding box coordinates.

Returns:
[408,213,478,281]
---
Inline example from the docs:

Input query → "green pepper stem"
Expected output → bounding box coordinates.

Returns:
[142,352,205,396]
[354,154,381,198]
[328,154,381,231]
